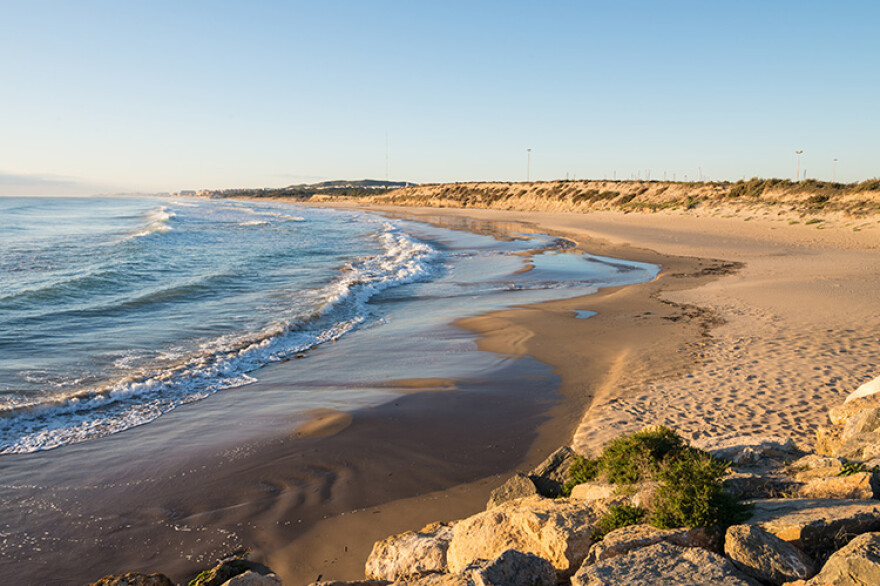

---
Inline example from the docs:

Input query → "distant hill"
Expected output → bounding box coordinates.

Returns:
[201,179,415,200]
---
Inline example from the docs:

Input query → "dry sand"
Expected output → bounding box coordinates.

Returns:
[276,203,879,583]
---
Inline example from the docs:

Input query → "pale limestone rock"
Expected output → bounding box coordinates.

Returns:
[365,522,454,581]
[748,498,880,557]
[787,455,846,482]
[693,435,802,466]
[461,549,555,586]
[221,571,282,586]
[392,575,469,586]
[724,524,816,585]
[586,524,719,564]
[569,481,616,502]
[830,394,880,426]
[792,531,880,585]
[845,376,880,404]
[486,473,539,509]
[833,433,880,461]
[816,426,844,457]
[308,581,390,586]
[572,541,759,586]
[798,472,879,500]
[446,496,597,577]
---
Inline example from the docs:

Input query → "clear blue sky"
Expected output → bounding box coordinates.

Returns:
[2,1,877,194]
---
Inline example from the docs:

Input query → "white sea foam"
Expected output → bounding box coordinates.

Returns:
[128,206,176,239]
[0,223,439,454]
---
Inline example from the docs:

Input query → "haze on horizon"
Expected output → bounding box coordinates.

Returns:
[1,1,877,196]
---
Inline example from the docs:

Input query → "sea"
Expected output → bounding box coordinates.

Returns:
[0,196,659,456]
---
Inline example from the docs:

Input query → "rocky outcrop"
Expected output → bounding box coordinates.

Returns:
[445,496,597,577]
[585,524,718,564]
[87,574,174,586]
[572,541,759,586]
[485,474,539,509]
[782,532,880,585]
[460,549,555,586]
[365,522,454,580]
[723,471,800,499]
[724,524,816,585]
[694,435,804,467]
[748,498,880,557]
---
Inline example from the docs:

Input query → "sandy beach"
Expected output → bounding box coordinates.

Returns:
[274,203,879,584]
[3,203,878,585]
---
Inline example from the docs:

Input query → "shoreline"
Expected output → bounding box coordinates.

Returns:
[275,202,878,583]
[271,204,733,584]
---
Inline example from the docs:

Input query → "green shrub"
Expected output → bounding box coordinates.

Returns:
[598,426,686,484]
[593,505,646,540]
[562,454,599,496]
[649,449,752,529]
[839,460,880,476]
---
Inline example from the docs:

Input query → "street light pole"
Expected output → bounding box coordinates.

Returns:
[526,149,532,182]
[795,150,803,182]
[833,158,838,183]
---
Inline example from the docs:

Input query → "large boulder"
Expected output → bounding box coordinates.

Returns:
[446,496,598,577]
[585,524,719,564]
[527,446,575,498]
[833,433,880,462]
[724,524,816,585]
[748,499,880,558]
[88,574,174,586]
[798,472,879,500]
[366,522,454,580]
[785,531,880,585]
[461,549,556,586]
[486,474,539,509]
[818,394,880,459]
[693,435,803,467]
[571,541,759,586]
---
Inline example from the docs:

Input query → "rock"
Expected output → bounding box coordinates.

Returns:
[189,556,274,586]
[816,426,844,457]
[791,531,880,585]
[366,522,454,580]
[846,376,880,403]
[309,580,391,586]
[222,571,282,586]
[462,549,556,586]
[832,433,880,461]
[724,471,800,499]
[392,576,469,586]
[829,395,880,426]
[569,481,617,502]
[527,446,575,498]
[446,496,598,577]
[724,524,816,585]
[799,472,879,500]
[586,524,720,564]
[88,574,174,586]
[693,435,803,467]
[748,498,880,558]
[787,455,846,482]
[571,541,759,585]
[486,474,539,509]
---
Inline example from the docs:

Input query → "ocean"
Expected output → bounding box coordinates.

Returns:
[0,196,658,455]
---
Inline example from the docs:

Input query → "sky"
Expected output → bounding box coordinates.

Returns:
[1,1,878,195]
